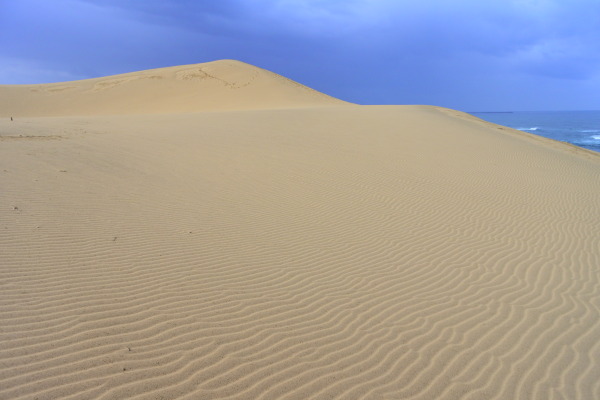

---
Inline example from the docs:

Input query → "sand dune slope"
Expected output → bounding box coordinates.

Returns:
[0,60,347,117]
[1,104,599,399]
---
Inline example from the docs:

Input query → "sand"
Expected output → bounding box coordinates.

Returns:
[0,60,346,117]
[1,60,599,400]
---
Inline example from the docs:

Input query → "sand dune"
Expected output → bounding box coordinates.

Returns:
[1,62,600,400]
[0,60,346,117]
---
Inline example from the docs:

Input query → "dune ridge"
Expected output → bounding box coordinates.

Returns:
[1,62,600,400]
[0,59,348,117]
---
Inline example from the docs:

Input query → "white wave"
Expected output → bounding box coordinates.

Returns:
[517,127,540,131]
[591,135,600,140]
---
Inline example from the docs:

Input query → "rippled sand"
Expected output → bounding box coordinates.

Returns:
[1,61,599,400]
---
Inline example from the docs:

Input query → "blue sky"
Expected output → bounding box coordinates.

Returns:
[1,0,599,111]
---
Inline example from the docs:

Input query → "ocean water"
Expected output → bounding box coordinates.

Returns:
[471,111,600,153]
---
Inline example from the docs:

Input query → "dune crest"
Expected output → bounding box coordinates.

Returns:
[0,60,348,116]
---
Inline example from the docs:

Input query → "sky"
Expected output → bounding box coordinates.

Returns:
[1,0,599,111]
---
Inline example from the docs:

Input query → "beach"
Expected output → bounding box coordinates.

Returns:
[1,60,600,400]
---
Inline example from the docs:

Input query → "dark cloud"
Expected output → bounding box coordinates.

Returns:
[0,0,599,111]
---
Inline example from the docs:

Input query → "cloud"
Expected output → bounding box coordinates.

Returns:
[1,0,599,110]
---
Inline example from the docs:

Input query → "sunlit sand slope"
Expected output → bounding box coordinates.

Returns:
[0,60,347,117]
[1,104,599,399]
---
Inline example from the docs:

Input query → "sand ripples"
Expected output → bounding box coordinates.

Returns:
[1,106,599,399]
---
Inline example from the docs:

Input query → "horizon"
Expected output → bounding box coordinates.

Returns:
[1,0,599,112]
[3,57,599,114]
[471,109,600,113]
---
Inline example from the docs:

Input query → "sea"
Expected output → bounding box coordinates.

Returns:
[470,110,600,153]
